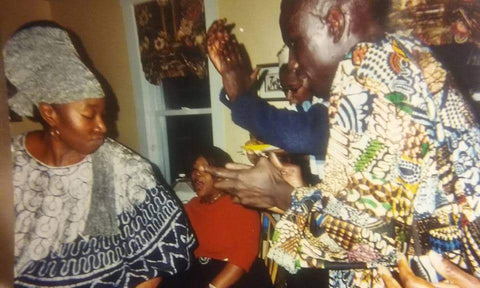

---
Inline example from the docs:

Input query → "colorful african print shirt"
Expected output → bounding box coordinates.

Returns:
[13,135,196,287]
[268,33,480,288]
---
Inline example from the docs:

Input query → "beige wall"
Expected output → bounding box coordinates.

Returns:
[1,0,52,136]
[0,1,51,285]
[3,0,139,151]
[217,0,284,162]
[49,0,139,151]
[3,0,283,162]
[0,40,13,288]
[0,0,51,45]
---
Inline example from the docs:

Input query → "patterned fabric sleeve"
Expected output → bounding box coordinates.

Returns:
[268,34,480,288]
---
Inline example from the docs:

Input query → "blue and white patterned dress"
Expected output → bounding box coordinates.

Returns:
[13,135,196,287]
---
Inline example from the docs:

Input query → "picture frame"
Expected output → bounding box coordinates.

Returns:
[257,63,285,101]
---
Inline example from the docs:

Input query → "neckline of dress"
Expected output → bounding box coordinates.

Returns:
[199,193,225,205]
[21,133,90,169]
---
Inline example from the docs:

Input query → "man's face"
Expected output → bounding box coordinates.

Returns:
[280,69,313,105]
[280,0,356,96]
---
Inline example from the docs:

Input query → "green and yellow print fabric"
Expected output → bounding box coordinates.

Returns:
[268,34,480,288]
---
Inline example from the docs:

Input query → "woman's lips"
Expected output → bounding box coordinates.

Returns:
[90,135,105,144]
[193,179,204,192]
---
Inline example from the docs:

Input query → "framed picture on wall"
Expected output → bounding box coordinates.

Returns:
[257,63,285,101]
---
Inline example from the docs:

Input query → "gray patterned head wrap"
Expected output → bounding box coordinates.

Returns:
[3,25,105,117]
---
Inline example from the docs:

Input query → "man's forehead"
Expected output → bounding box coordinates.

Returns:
[281,0,335,29]
[311,0,335,17]
[282,0,335,15]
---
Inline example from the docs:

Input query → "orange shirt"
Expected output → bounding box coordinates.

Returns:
[184,195,260,272]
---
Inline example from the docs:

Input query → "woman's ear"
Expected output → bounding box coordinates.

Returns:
[37,103,58,127]
[326,6,345,43]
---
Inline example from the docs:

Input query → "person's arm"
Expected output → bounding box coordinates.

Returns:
[207,20,255,100]
[209,263,245,288]
[204,156,293,210]
[208,20,330,155]
[221,89,329,155]
[136,277,162,288]
[379,252,480,288]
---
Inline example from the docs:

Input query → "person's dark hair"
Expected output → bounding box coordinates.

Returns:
[193,146,233,169]
[349,0,391,36]
[14,20,64,33]
[280,0,391,48]
[370,0,390,28]
[279,64,289,78]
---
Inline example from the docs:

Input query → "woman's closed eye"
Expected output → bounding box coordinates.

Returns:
[81,113,95,119]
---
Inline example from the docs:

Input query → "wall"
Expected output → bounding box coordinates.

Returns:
[3,0,283,162]
[0,40,13,288]
[0,0,52,52]
[0,1,51,285]
[49,0,139,151]
[217,0,284,162]
[1,0,52,136]
[2,0,139,152]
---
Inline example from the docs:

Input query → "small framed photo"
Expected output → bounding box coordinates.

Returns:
[257,63,285,101]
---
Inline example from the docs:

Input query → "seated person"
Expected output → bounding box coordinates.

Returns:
[6,23,196,287]
[163,146,270,288]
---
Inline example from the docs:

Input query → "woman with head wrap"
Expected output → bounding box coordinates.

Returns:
[5,23,196,287]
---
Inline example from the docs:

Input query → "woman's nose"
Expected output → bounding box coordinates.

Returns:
[95,116,107,134]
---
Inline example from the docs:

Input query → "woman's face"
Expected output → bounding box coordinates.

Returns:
[51,98,107,155]
[191,156,216,198]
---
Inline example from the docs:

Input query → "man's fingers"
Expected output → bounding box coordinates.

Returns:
[378,265,402,288]
[225,162,252,170]
[268,152,284,170]
[397,253,434,287]
[428,251,480,288]
[231,195,241,204]
[213,178,240,191]
[202,165,238,180]
[269,207,285,214]
[397,253,416,281]
[432,281,461,288]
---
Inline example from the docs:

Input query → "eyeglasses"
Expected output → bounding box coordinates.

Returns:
[283,87,300,95]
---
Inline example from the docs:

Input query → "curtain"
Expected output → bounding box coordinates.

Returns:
[388,0,479,46]
[134,0,208,84]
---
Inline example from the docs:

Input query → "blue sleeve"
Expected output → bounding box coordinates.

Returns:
[220,90,329,156]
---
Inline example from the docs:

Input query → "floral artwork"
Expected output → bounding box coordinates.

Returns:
[134,0,208,84]
[388,0,480,47]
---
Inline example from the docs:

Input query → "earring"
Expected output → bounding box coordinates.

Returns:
[50,129,60,137]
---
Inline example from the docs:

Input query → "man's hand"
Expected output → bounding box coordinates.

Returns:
[269,152,305,188]
[202,154,294,210]
[206,19,257,100]
[379,252,480,288]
